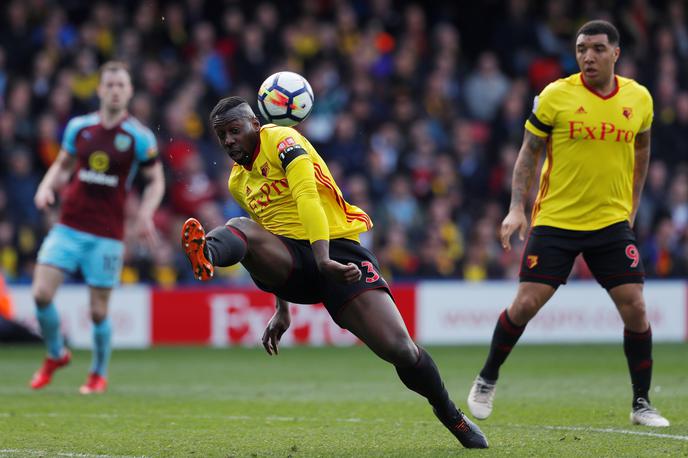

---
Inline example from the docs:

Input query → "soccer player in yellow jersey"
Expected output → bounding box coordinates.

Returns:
[467,20,670,427]
[181,96,488,448]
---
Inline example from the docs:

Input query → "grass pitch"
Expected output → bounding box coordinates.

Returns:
[0,344,686,457]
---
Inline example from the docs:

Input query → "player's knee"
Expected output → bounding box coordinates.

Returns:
[621,296,647,318]
[225,217,257,239]
[383,336,418,367]
[510,294,543,323]
[90,308,107,324]
[32,285,53,308]
[207,220,249,267]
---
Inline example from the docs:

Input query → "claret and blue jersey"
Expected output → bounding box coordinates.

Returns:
[59,113,158,240]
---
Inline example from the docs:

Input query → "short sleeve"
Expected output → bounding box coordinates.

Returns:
[61,118,82,155]
[639,87,654,133]
[269,127,308,170]
[135,126,159,163]
[525,82,557,138]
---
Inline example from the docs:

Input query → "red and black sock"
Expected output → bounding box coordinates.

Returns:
[479,309,526,382]
[205,225,247,267]
[395,346,458,421]
[624,326,653,408]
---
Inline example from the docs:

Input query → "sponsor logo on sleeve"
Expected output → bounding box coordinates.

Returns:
[277,137,295,153]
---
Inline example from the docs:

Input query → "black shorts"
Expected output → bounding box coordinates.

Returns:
[519,221,645,290]
[251,237,392,325]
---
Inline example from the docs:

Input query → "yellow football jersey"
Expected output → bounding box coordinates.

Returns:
[524,73,653,231]
[228,124,372,242]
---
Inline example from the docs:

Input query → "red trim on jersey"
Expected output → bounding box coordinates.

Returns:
[243,136,262,171]
[314,172,372,229]
[313,163,372,229]
[580,74,619,100]
[531,139,553,223]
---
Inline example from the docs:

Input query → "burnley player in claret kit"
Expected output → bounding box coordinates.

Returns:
[30,61,165,394]
[466,20,670,427]
[181,96,488,449]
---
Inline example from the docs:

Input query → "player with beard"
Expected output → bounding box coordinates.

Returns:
[30,61,164,394]
[467,20,669,427]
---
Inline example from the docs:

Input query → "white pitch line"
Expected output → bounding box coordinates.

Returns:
[542,425,688,442]
[4,411,688,443]
[0,449,146,458]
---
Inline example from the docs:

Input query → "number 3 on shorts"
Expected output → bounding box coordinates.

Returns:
[361,261,380,283]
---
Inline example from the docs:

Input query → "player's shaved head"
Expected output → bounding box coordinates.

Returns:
[210,96,261,166]
[210,96,257,128]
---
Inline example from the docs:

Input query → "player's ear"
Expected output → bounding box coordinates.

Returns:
[251,116,260,132]
[613,46,620,63]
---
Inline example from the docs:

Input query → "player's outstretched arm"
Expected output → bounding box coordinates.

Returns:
[34,150,76,210]
[630,129,651,228]
[261,296,291,355]
[501,131,546,251]
[137,161,165,248]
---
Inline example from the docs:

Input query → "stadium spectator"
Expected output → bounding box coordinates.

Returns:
[0,1,685,286]
[377,174,422,233]
[463,52,510,122]
[377,224,419,280]
[642,216,687,277]
[3,147,41,226]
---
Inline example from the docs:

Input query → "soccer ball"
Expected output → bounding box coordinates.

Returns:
[257,71,314,127]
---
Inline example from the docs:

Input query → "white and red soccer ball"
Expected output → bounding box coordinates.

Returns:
[257,71,314,127]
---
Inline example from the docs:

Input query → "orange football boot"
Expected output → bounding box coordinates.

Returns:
[181,218,214,281]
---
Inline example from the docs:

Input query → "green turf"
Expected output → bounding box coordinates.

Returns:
[1,344,686,457]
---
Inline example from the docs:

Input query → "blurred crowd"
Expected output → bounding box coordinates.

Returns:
[1,0,687,286]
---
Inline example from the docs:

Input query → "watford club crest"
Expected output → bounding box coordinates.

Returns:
[526,255,539,269]
[260,162,270,178]
[622,107,633,119]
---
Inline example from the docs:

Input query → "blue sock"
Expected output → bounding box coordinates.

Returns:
[36,303,63,359]
[91,318,112,376]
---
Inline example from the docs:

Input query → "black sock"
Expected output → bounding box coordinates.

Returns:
[624,326,653,408]
[205,225,248,267]
[395,347,458,421]
[479,309,526,381]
